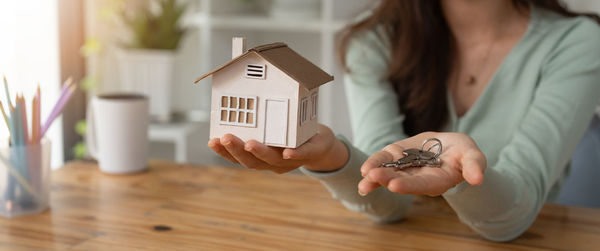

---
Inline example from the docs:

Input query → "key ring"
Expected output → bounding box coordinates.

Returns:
[422,138,442,158]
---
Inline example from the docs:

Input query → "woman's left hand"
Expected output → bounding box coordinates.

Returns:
[358,132,487,197]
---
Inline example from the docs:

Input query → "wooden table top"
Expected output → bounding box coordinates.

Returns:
[0,161,598,250]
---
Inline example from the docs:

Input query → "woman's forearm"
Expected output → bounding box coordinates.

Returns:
[301,136,413,222]
[442,167,541,242]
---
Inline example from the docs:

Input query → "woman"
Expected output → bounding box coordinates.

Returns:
[208,0,600,241]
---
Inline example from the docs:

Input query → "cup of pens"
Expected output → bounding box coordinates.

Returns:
[0,76,76,217]
[0,139,51,218]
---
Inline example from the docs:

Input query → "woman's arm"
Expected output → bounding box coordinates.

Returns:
[301,29,414,222]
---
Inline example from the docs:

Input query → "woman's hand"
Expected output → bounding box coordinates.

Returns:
[208,124,348,174]
[358,132,486,197]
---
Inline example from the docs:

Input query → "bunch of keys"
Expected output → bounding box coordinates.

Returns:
[379,138,443,171]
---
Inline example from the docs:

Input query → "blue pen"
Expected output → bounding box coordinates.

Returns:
[8,108,15,146]
[5,107,18,203]
[12,102,31,187]
[14,104,22,146]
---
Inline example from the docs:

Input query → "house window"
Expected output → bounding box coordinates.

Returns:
[219,95,257,127]
[245,64,266,79]
[300,97,309,125]
[310,92,318,120]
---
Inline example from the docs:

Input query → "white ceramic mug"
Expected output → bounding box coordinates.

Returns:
[86,94,149,174]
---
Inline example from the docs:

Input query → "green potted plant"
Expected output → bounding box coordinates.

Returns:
[117,0,186,123]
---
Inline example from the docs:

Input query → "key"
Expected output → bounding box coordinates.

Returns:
[403,148,436,160]
[380,151,419,169]
[379,149,440,170]
[379,138,443,170]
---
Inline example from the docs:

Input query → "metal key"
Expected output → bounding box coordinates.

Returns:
[379,138,443,171]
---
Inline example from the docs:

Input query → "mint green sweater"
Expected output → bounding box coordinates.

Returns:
[301,6,600,241]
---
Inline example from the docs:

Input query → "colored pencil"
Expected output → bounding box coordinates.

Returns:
[18,99,25,146]
[18,95,29,145]
[40,83,76,138]
[0,100,10,133]
[31,95,38,144]
[1,78,76,144]
[8,106,17,146]
[3,75,12,109]
[35,86,41,143]
[60,77,72,95]
[12,104,21,146]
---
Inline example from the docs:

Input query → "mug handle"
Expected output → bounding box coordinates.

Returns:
[85,98,99,159]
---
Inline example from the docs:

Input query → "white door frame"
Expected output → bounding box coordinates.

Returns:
[263,98,289,147]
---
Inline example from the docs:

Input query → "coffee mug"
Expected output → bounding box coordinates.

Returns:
[86,94,149,174]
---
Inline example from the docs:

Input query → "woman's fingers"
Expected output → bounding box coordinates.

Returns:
[282,137,326,160]
[245,140,302,167]
[461,149,486,185]
[357,147,404,196]
[282,125,333,160]
[360,143,405,177]
[221,134,270,170]
[208,138,239,164]
[245,140,282,164]
[367,167,456,196]
[361,150,393,177]
[358,176,381,196]
[366,167,407,188]
[388,171,454,196]
[210,136,301,174]
[386,174,446,196]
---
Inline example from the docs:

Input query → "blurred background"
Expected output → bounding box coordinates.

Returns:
[0,0,599,206]
[83,0,374,167]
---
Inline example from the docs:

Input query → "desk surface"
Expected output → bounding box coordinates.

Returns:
[1,161,599,250]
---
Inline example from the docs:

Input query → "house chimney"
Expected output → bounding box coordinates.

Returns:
[232,37,246,59]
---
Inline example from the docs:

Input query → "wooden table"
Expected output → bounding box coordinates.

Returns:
[0,161,598,250]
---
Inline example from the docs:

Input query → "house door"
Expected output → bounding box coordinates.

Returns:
[264,99,288,146]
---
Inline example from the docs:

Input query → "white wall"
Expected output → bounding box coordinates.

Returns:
[0,0,64,168]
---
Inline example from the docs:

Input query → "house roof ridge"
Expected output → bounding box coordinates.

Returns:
[194,41,333,90]
[249,42,287,52]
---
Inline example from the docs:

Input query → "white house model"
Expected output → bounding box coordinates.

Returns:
[194,37,334,148]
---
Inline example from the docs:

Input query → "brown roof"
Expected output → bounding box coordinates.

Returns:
[194,42,333,90]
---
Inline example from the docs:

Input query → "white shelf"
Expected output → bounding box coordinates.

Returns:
[184,14,347,33]
[148,122,204,163]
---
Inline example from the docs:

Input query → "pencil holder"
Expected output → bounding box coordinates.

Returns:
[0,139,51,218]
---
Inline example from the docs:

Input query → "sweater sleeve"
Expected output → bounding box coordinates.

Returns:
[300,29,413,222]
[442,19,600,241]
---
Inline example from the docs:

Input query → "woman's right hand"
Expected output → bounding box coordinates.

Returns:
[358,132,486,197]
[208,124,348,174]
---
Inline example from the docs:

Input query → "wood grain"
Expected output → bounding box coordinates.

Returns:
[0,160,598,250]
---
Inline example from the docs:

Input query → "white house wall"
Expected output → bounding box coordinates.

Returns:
[296,87,319,147]
[210,53,300,148]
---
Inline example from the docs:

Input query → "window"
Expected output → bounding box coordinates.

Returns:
[300,97,308,125]
[245,64,266,79]
[310,92,318,119]
[219,95,257,127]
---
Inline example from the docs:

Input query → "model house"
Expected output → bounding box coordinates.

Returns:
[194,37,333,148]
